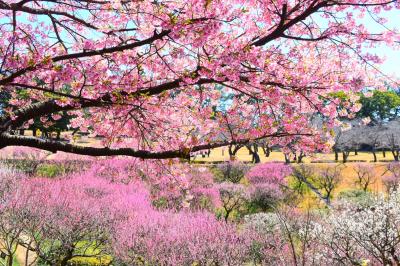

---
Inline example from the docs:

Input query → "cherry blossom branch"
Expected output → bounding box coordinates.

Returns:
[0,132,313,159]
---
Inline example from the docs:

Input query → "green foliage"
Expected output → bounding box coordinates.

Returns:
[36,163,65,178]
[215,207,245,221]
[1,159,87,177]
[152,197,169,209]
[328,91,350,102]
[68,255,112,265]
[358,90,400,122]
[337,189,374,206]
[287,174,311,196]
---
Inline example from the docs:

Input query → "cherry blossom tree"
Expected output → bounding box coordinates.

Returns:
[0,0,398,160]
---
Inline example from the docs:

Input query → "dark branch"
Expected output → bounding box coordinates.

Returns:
[0,132,312,159]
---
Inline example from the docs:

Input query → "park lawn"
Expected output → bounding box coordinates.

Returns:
[288,163,390,209]
[193,147,393,163]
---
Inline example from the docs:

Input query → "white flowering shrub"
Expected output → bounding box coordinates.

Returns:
[321,191,400,265]
[243,209,328,266]
[243,213,280,234]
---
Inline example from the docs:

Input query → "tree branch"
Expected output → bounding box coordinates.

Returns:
[0,132,312,159]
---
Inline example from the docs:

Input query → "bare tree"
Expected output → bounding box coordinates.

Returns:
[218,183,249,222]
[373,120,400,162]
[314,165,343,205]
[353,163,376,192]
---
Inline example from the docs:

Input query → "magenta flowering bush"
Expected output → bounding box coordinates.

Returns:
[0,162,247,265]
[0,146,50,160]
[246,163,292,186]
[149,164,220,211]
[112,211,247,266]
[0,165,154,265]
[246,163,292,212]
[2,160,400,265]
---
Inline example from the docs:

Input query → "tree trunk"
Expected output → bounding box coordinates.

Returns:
[59,249,74,266]
[342,152,349,163]
[253,143,258,153]
[7,255,13,266]
[354,150,358,155]
[392,150,399,161]
[297,152,305,163]
[284,153,291,164]
[266,146,270,157]
[25,241,32,266]
[224,209,231,222]
[293,173,331,207]
[253,152,260,164]
[372,151,377,163]
[247,145,260,163]
[228,145,233,157]
[334,150,338,161]
[383,150,386,158]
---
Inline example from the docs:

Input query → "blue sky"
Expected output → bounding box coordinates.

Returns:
[364,9,399,78]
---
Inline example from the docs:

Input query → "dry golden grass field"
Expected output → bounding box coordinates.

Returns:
[193,147,392,205]
[192,147,391,164]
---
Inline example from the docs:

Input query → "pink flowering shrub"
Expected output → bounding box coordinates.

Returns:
[248,183,286,212]
[383,162,400,192]
[0,166,26,266]
[80,159,220,211]
[0,146,49,160]
[246,163,292,212]
[246,163,292,185]
[217,182,250,221]
[3,160,400,265]
[0,166,153,265]
[149,164,220,211]
[87,157,142,183]
[14,176,150,265]
[112,211,247,266]
[186,167,221,210]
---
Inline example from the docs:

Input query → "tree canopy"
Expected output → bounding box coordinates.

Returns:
[0,0,399,158]
[358,89,400,123]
